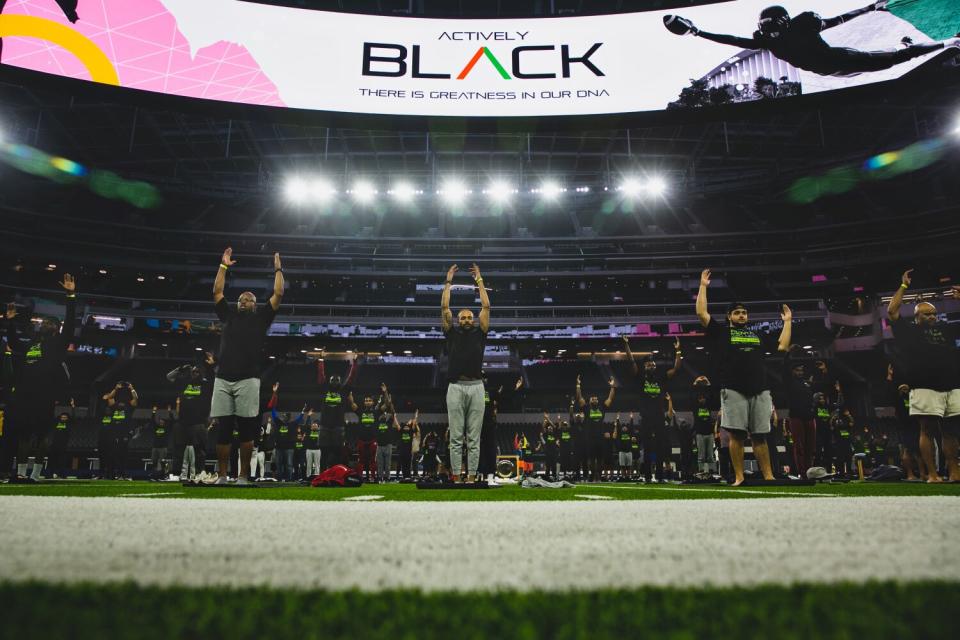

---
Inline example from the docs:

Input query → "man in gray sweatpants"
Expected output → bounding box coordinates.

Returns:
[441,263,491,484]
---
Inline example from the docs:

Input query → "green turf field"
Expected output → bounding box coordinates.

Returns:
[1,580,957,640]
[1,479,959,500]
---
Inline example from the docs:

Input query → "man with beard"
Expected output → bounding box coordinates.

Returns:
[211,247,283,485]
[696,269,792,486]
[2,274,77,481]
[887,269,960,482]
[623,335,681,483]
[441,263,491,484]
[575,373,616,482]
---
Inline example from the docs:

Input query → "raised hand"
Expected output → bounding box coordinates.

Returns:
[700,269,711,288]
[274,252,282,271]
[622,335,630,346]
[674,337,681,350]
[5,303,16,320]
[59,273,75,293]
[380,382,388,394]
[272,382,280,393]
[469,263,482,281]
[576,374,581,386]
[887,364,894,380]
[608,377,616,388]
[515,377,523,390]
[445,264,458,282]
[781,304,792,323]
[222,247,237,267]
[901,269,912,287]
[204,352,215,365]
[951,285,960,301]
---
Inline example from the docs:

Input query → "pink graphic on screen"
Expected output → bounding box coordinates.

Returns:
[1,0,285,106]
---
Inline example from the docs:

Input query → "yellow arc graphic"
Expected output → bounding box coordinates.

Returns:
[0,14,119,85]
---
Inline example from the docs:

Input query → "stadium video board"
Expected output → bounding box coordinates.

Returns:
[0,0,956,117]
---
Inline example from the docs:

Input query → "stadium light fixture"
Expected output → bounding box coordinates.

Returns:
[535,180,564,199]
[283,177,310,204]
[310,178,336,202]
[349,180,377,204]
[485,180,516,203]
[646,176,667,197]
[389,182,419,203]
[619,178,643,197]
[439,179,470,204]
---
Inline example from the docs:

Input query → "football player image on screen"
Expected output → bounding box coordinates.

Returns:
[664,1,960,77]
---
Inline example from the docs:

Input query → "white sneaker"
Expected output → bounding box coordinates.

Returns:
[486,474,499,485]
[165,474,180,482]
[236,477,252,486]
[212,475,228,485]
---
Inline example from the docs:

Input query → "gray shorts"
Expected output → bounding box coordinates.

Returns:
[618,451,633,467]
[720,388,772,435]
[211,377,260,418]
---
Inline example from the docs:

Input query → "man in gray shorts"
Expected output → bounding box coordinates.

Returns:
[696,269,792,486]
[441,263,490,484]
[211,247,284,485]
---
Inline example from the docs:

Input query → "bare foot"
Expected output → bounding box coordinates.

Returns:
[927,475,944,483]
[731,477,745,487]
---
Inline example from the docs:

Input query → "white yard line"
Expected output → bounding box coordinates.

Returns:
[118,492,185,498]
[589,485,841,498]
[1,495,957,592]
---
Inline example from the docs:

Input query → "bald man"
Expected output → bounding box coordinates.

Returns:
[887,269,960,482]
[441,263,490,483]
[210,247,284,484]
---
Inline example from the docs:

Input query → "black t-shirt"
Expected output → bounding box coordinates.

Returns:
[398,425,414,449]
[319,385,350,442]
[356,410,377,440]
[52,416,71,445]
[7,295,76,394]
[375,413,395,446]
[891,317,960,392]
[617,425,633,452]
[275,419,295,449]
[705,318,774,396]
[444,325,486,382]
[305,428,321,450]
[559,427,574,448]
[213,299,277,381]
[783,360,815,420]
[637,369,668,416]
[584,404,606,440]
[692,397,714,436]
[177,367,214,425]
[152,419,168,447]
[814,405,831,428]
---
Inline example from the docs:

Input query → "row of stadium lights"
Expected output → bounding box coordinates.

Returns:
[282,176,668,206]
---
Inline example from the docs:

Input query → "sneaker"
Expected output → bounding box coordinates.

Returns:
[235,477,252,486]
[212,475,229,485]
[165,474,180,482]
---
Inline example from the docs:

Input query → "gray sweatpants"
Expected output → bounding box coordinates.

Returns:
[306,449,322,477]
[695,434,715,473]
[446,380,485,477]
[181,445,195,480]
[377,444,393,479]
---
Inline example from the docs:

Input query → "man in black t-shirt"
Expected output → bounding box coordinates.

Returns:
[48,399,75,479]
[167,352,215,480]
[624,335,681,482]
[575,373,616,482]
[479,376,523,484]
[887,269,960,482]
[692,376,717,476]
[315,352,359,469]
[783,350,816,474]
[665,2,959,78]
[441,263,490,483]
[697,269,792,486]
[210,247,283,485]
[2,273,77,480]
